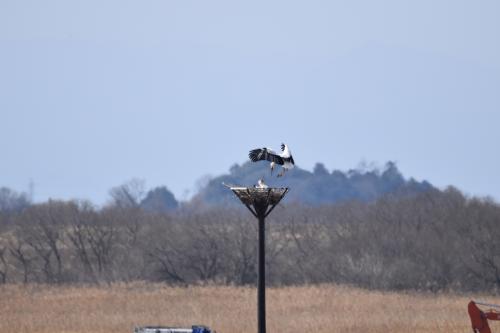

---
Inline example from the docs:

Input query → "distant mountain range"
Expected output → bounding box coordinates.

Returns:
[191,161,434,206]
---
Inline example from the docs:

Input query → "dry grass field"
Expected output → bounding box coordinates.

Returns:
[1,283,499,333]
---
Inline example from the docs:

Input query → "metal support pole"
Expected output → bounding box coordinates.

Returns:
[258,214,266,333]
[228,187,288,333]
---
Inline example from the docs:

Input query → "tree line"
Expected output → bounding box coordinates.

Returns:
[1,185,499,292]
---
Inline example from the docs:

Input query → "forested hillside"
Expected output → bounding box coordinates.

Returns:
[193,161,433,205]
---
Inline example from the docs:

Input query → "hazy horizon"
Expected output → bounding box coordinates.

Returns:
[2,1,499,204]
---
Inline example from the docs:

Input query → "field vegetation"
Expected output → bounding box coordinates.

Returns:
[1,282,498,333]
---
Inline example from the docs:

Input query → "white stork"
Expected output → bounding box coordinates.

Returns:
[249,143,295,177]
[255,178,269,188]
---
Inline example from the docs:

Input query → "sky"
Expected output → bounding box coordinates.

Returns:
[1,0,499,204]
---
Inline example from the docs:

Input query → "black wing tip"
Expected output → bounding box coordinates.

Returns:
[249,148,262,162]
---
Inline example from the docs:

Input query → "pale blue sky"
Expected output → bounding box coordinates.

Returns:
[1,0,499,204]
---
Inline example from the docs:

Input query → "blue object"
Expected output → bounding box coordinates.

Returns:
[192,326,211,333]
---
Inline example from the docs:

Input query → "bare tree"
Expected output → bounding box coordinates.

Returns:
[109,178,146,208]
[16,202,68,283]
[0,245,8,283]
[457,198,500,290]
[8,238,35,283]
[65,202,99,283]
[225,215,257,285]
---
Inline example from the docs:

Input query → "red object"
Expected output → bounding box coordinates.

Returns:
[468,301,500,333]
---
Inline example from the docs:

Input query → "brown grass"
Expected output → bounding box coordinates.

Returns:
[1,283,499,333]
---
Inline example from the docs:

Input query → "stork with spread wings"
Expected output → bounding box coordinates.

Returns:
[249,143,295,177]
